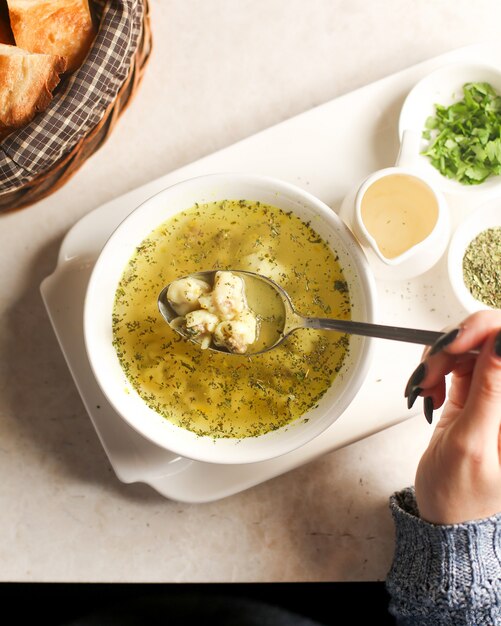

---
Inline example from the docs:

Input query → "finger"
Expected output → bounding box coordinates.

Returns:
[420,322,461,360]
[406,355,476,397]
[426,378,447,412]
[406,374,446,417]
[412,360,476,425]
[406,312,500,397]
[447,367,474,409]
[405,311,501,415]
[433,311,501,357]
[405,350,455,398]
[460,329,501,434]
[421,378,447,424]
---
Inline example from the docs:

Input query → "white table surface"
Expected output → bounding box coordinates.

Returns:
[1,0,499,582]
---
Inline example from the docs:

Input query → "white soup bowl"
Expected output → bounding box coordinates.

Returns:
[83,173,377,464]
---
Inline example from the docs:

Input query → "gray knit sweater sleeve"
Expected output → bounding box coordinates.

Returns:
[386,487,501,625]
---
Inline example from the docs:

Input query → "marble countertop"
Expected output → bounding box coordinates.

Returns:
[1,0,499,582]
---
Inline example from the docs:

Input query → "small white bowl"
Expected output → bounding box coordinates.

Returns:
[398,62,501,196]
[339,164,451,281]
[83,173,377,465]
[447,199,501,313]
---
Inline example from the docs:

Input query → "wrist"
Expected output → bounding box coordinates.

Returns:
[386,487,501,622]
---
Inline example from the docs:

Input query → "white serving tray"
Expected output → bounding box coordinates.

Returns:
[40,44,499,503]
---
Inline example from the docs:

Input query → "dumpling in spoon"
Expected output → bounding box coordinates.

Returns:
[213,310,258,354]
[167,270,259,354]
[166,276,211,316]
[198,271,247,320]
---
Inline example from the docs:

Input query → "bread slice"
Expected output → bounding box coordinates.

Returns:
[7,0,95,73]
[0,43,66,131]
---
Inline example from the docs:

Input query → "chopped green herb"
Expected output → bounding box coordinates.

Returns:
[422,82,501,185]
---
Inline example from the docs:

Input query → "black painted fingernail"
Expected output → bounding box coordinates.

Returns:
[494,330,501,358]
[405,362,427,397]
[407,386,422,410]
[424,397,434,424]
[429,327,460,356]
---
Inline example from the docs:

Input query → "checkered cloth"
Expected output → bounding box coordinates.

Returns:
[0,0,145,195]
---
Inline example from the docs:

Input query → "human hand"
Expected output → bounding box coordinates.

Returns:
[404,310,501,525]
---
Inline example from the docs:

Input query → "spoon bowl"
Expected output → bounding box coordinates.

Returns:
[158,269,447,354]
[158,270,287,355]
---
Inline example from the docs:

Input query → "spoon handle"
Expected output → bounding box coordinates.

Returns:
[301,317,444,346]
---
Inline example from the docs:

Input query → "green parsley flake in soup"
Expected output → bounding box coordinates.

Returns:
[112,199,352,439]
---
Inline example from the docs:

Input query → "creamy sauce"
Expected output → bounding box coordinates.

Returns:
[112,199,351,439]
[360,174,438,259]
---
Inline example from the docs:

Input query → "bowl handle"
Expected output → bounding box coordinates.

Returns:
[396,129,421,168]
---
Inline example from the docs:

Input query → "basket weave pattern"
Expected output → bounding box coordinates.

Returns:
[0,0,152,213]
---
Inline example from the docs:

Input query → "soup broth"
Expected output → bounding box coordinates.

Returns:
[112,199,352,439]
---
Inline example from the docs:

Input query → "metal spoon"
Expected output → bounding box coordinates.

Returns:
[158,270,450,356]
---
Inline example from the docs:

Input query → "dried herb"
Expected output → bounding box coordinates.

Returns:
[462,227,501,308]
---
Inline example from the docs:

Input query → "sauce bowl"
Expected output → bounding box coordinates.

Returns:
[83,173,377,464]
[447,198,501,313]
[339,131,451,281]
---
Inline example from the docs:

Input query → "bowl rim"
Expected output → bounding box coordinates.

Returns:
[83,172,378,464]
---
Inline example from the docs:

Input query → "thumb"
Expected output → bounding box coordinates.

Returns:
[461,329,501,431]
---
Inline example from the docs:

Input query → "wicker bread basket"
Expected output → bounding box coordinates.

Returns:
[0,0,152,213]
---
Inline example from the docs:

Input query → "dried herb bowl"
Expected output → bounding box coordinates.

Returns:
[447,199,501,313]
[0,0,152,213]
